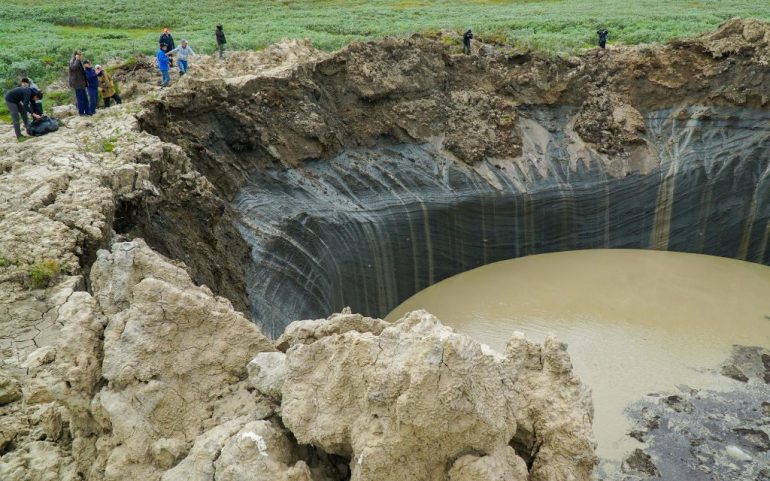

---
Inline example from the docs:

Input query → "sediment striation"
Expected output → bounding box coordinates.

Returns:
[138,19,770,336]
[2,17,770,481]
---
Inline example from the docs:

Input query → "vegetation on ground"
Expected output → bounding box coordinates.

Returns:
[27,259,62,289]
[1,0,769,114]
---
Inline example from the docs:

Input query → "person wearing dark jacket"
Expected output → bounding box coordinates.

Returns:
[5,80,41,139]
[159,27,175,52]
[157,45,171,87]
[215,24,227,59]
[159,27,175,67]
[597,28,609,49]
[83,60,99,115]
[68,51,89,116]
[463,28,473,55]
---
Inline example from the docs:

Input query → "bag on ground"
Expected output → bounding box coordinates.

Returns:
[28,116,59,136]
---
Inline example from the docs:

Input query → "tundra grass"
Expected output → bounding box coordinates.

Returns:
[1,0,769,93]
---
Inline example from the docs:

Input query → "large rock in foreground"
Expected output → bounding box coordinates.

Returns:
[280,310,598,481]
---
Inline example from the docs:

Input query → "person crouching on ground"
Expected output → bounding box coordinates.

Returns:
[69,51,89,116]
[95,65,122,107]
[215,24,227,59]
[157,44,171,88]
[83,60,99,115]
[5,79,41,140]
[169,39,196,77]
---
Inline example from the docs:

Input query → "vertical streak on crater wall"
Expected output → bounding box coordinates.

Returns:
[234,108,770,337]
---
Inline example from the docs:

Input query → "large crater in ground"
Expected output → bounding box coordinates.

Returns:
[234,107,770,336]
[136,20,770,337]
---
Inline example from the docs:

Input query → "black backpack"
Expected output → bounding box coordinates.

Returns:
[28,116,59,136]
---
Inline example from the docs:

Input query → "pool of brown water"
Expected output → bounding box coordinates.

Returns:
[387,249,770,459]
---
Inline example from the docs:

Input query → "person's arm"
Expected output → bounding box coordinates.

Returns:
[168,46,180,55]
[189,47,197,56]
[21,91,38,117]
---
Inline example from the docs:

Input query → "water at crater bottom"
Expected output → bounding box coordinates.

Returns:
[386,249,770,460]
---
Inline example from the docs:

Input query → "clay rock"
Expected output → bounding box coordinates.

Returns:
[60,239,276,480]
[448,446,529,481]
[0,369,22,404]
[276,311,390,351]
[505,333,598,481]
[574,90,645,155]
[51,104,77,119]
[248,351,286,401]
[214,420,314,481]
[162,418,313,481]
[0,441,79,481]
[281,310,597,481]
[151,438,188,470]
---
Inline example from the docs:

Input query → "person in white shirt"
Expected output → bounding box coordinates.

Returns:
[168,39,197,77]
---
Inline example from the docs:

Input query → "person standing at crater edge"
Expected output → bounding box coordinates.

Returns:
[83,60,99,114]
[157,44,171,88]
[463,28,473,55]
[159,27,175,54]
[160,27,175,67]
[216,24,227,59]
[597,28,609,49]
[169,39,197,77]
[95,65,122,107]
[69,51,89,116]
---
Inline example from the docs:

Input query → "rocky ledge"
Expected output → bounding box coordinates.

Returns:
[3,17,770,481]
[1,239,596,481]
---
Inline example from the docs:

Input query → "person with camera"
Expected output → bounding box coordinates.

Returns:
[95,65,122,107]
[68,51,89,115]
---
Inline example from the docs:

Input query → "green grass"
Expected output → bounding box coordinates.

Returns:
[27,258,61,289]
[1,1,770,92]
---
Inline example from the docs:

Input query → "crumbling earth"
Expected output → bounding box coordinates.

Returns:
[3,17,770,481]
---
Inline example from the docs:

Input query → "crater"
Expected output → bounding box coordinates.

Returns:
[128,21,770,479]
[135,28,770,339]
[231,107,770,336]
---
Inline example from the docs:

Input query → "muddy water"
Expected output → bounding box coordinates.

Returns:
[386,249,770,460]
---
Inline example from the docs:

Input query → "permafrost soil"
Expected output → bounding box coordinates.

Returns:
[1,18,770,481]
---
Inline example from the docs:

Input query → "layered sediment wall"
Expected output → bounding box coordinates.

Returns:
[234,107,770,336]
[3,18,770,481]
[137,19,770,336]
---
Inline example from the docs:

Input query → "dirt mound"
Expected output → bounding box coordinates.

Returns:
[135,18,770,195]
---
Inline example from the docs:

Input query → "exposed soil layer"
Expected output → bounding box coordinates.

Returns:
[2,18,769,481]
[135,19,770,336]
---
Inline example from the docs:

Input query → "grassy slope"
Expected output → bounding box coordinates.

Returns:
[1,0,769,118]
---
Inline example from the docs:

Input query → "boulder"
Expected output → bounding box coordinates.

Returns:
[281,310,597,481]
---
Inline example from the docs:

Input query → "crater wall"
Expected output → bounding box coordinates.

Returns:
[234,107,770,336]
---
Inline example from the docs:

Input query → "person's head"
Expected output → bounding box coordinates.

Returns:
[161,44,167,51]
[83,60,92,68]
[163,27,170,34]
[73,50,81,59]
[95,65,103,74]
[20,77,30,87]
[181,39,188,46]
[216,23,222,29]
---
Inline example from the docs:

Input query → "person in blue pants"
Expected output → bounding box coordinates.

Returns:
[169,39,196,77]
[68,51,89,116]
[83,60,99,115]
[157,45,171,87]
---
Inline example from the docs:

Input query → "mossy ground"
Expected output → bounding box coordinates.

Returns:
[1,0,769,103]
